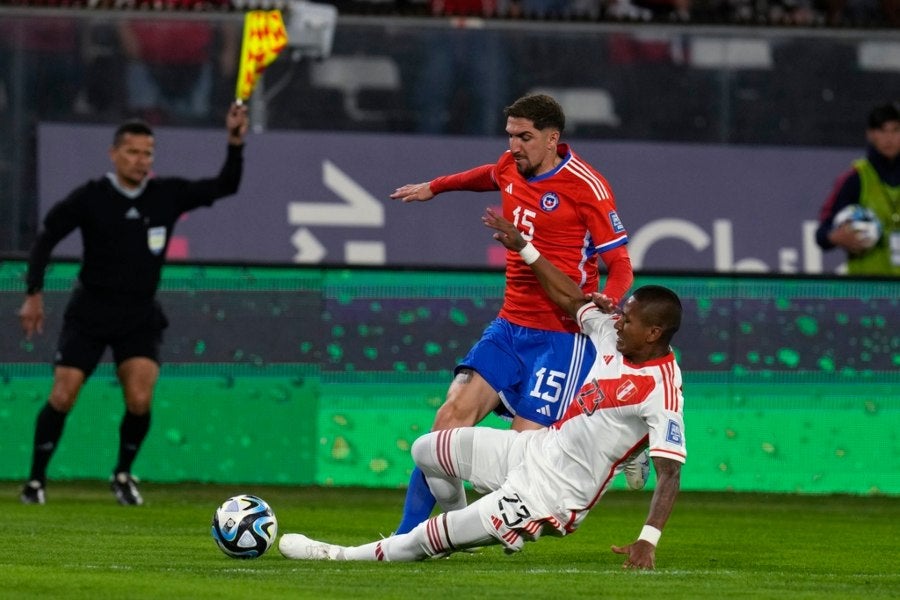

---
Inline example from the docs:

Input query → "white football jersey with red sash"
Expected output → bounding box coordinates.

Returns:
[495,302,686,543]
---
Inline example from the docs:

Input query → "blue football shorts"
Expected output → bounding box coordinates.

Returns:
[457,317,596,426]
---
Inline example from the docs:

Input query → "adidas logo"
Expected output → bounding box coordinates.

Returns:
[537,405,552,417]
[603,355,615,365]
[505,183,513,194]
[125,207,140,219]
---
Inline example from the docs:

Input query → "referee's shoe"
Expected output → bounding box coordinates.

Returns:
[110,472,144,506]
[20,479,46,505]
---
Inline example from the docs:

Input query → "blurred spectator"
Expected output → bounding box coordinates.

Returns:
[432,0,500,15]
[413,0,512,134]
[605,0,654,19]
[0,16,83,253]
[826,0,899,26]
[510,0,580,18]
[631,0,693,21]
[715,0,823,23]
[0,16,82,121]
[117,6,238,125]
[766,0,823,24]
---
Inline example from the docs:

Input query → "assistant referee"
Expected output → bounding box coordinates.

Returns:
[18,103,249,505]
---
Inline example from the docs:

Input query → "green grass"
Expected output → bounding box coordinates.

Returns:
[4,482,898,599]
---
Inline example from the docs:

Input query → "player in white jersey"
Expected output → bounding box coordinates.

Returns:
[280,209,685,569]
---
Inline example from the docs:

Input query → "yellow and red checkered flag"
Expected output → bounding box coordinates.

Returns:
[235,9,289,102]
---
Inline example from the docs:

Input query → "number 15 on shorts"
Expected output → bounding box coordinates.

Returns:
[530,368,566,403]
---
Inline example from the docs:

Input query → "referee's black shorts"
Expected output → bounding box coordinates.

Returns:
[54,285,169,378]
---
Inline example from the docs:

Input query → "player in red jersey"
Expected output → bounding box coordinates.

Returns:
[389,94,635,534]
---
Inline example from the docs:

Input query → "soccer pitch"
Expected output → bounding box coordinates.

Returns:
[4,482,898,599]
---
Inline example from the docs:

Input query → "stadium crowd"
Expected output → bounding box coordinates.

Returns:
[1,0,897,253]
[0,0,897,26]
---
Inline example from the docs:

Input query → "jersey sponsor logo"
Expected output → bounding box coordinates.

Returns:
[505,183,513,195]
[666,420,683,445]
[125,207,140,219]
[608,210,624,233]
[147,226,167,255]
[616,379,638,402]
[539,192,560,212]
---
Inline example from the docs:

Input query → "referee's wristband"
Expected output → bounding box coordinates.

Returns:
[638,525,661,546]
[518,242,541,265]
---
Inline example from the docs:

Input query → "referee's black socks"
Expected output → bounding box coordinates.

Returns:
[29,402,68,483]
[115,410,151,475]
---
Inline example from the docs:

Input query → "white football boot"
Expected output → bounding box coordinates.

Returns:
[623,449,651,490]
[279,533,344,560]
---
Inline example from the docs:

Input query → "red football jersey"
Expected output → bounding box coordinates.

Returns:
[495,144,627,332]
[431,144,628,333]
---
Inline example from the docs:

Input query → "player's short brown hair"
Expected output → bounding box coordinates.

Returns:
[504,94,565,133]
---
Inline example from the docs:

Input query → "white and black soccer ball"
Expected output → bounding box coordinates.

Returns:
[211,494,278,559]
[833,204,883,249]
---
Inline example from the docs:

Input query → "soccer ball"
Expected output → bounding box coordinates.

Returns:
[211,494,278,559]
[833,204,882,249]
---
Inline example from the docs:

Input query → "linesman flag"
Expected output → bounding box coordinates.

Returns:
[235,9,289,102]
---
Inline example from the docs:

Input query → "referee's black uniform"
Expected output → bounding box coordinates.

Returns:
[26,143,243,374]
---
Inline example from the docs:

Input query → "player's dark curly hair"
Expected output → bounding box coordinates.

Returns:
[504,94,565,133]
[113,120,154,147]
[632,285,682,345]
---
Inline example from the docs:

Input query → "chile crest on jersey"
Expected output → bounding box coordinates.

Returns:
[539,192,560,212]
